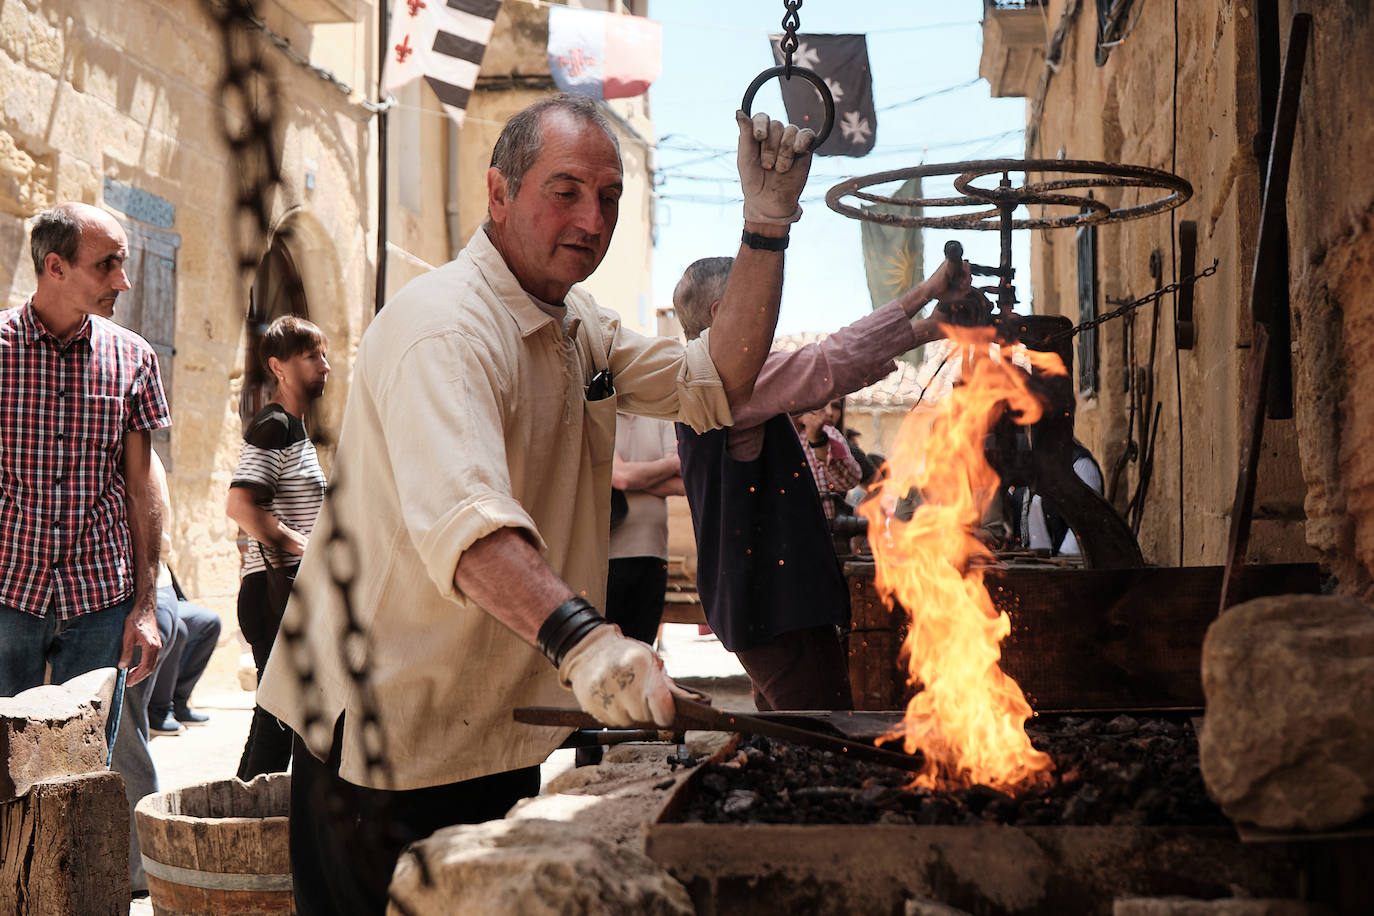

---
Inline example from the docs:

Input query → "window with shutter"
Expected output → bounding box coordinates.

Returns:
[118,220,180,470]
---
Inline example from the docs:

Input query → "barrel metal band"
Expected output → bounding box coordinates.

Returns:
[141,855,293,892]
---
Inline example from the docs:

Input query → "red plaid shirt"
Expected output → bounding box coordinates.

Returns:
[0,302,170,619]
[799,423,862,520]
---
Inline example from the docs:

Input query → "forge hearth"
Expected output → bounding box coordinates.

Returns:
[672,715,1223,829]
[645,717,1311,916]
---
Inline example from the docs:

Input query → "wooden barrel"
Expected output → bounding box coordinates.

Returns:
[134,773,293,915]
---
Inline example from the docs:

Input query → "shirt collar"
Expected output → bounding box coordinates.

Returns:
[466,227,574,340]
[20,298,94,349]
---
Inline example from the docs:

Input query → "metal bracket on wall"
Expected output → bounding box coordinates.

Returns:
[1175,221,1197,350]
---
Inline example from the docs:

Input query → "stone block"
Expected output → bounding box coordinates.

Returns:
[1113,899,1334,915]
[1200,595,1374,830]
[0,771,129,916]
[0,129,54,218]
[0,667,117,803]
[24,9,61,76]
[0,51,59,133]
[55,152,100,202]
[69,32,122,108]
[387,818,693,916]
[0,0,27,61]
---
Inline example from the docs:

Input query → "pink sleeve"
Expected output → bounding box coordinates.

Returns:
[729,299,918,432]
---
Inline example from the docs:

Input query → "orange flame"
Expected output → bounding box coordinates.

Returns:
[859,326,1062,792]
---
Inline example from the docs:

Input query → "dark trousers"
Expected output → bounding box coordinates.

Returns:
[605,555,668,644]
[735,624,854,711]
[149,598,221,717]
[236,568,295,780]
[290,720,540,916]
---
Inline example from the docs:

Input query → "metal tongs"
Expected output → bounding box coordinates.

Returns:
[515,695,926,773]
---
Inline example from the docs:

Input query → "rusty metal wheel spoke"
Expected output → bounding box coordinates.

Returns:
[827,158,1192,231]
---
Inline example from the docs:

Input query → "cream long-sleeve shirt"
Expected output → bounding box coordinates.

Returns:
[257,229,731,790]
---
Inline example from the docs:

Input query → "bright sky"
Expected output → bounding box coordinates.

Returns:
[645,1,1031,336]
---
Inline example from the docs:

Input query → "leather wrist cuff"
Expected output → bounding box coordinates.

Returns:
[741,229,789,251]
[536,597,607,667]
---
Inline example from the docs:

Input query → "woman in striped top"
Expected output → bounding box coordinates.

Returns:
[227,315,330,780]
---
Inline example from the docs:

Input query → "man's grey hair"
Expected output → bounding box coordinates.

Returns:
[30,206,84,276]
[489,94,621,201]
[674,257,734,341]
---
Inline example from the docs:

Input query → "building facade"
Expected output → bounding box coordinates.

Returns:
[0,0,659,650]
[982,0,1372,592]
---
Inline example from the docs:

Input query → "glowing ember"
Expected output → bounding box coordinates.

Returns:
[859,326,1062,793]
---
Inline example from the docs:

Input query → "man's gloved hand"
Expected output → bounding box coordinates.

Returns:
[736,110,816,225]
[558,623,680,727]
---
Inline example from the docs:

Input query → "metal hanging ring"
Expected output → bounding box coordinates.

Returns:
[826,159,1192,230]
[740,65,835,148]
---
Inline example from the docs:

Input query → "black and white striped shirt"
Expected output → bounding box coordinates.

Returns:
[230,403,325,576]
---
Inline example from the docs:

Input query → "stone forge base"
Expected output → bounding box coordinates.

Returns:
[644,822,1305,916]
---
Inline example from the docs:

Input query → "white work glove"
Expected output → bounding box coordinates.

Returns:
[736,110,816,225]
[558,623,679,727]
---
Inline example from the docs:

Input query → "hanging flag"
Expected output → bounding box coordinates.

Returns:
[382,0,504,127]
[548,6,662,101]
[861,177,925,365]
[767,33,876,157]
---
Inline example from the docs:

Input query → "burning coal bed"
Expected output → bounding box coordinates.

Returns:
[669,714,1226,828]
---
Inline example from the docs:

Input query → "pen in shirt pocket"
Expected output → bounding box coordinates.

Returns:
[585,368,614,401]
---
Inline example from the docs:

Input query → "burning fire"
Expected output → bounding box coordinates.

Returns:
[859,326,1062,793]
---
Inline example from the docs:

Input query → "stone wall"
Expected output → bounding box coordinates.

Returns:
[1017,0,1353,571]
[0,0,380,616]
[1284,0,1374,599]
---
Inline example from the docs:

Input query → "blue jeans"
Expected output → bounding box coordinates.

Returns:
[0,594,135,697]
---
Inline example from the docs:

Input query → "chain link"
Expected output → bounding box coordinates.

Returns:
[779,0,803,74]
[200,2,410,894]
[204,0,286,278]
[1052,259,1219,341]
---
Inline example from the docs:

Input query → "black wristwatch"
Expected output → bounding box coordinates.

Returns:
[741,229,789,251]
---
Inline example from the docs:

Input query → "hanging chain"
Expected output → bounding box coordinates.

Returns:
[200,4,414,893]
[204,0,286,278]
[779,0,803,76]
[1051,259,1219,341]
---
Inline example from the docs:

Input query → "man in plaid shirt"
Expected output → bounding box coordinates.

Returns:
[0,203,170,698]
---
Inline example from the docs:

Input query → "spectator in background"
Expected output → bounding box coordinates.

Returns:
[579,413,683,767]
[672,254,970,711]
[1007,438,1105,556]
[794,407,862,521]
[607,413,682,645]
[0,202,169,699]
[226,315,329,781]
[147,598,220,734]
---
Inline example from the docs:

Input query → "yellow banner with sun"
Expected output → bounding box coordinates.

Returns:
[860,176,925,364]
